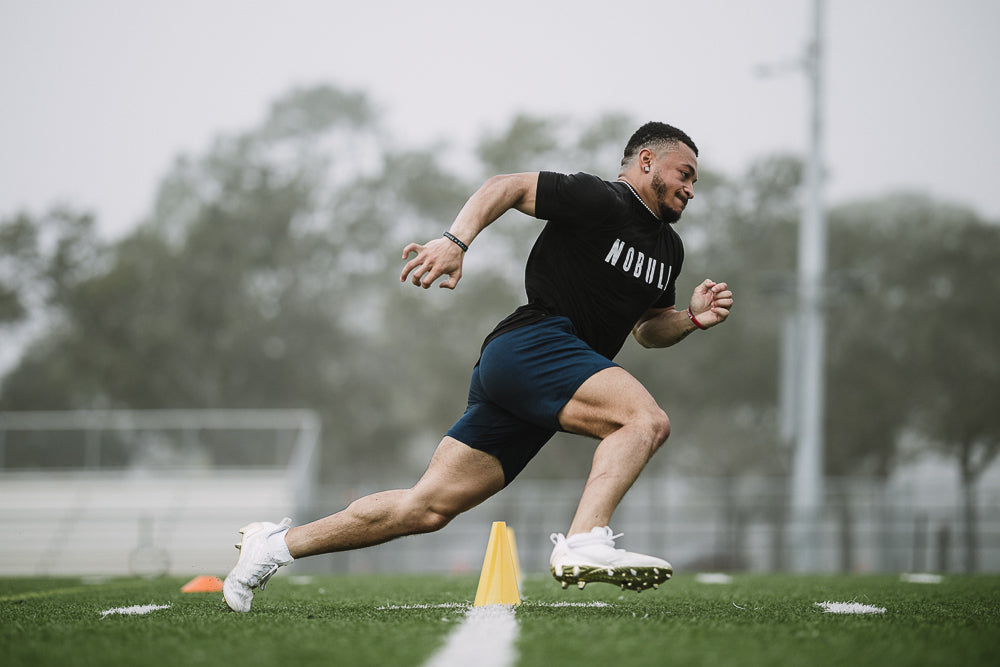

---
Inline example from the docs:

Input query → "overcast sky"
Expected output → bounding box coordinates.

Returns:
[2,0,998,239]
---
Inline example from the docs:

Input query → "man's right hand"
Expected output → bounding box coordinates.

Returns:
[400,237,465,290]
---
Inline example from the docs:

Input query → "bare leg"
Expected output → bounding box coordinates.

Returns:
[284,437,505,558]
[556,367,670,536]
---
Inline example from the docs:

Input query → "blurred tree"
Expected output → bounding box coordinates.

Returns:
[0,208,106,326]
[0,208,107,409]
[0,213,43,325]
[830,195,1000,570]
[477,114,561,176]
[0,213,38,325]
[1,86,419,483]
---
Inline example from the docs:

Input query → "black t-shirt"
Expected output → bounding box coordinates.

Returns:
[483,171,684,360]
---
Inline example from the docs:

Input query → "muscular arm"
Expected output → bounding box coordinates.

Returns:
[448,172,537,245]
[632,279,734,348]
[632,307,698,348]
[401,172,538,289]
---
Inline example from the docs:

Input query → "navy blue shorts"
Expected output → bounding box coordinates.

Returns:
[446,316,617,485]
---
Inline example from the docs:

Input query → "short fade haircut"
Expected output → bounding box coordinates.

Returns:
[621,122,699,168]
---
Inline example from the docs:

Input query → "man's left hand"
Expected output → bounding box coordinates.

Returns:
[688,279,733,328]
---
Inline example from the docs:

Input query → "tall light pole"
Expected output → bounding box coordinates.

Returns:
[790,0,828,572]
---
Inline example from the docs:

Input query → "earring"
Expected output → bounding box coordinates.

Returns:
[644,166,650,173]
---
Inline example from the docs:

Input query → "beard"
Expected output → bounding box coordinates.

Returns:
[651,172,683,224]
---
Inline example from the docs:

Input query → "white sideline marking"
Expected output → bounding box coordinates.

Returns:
[380,601,611,611]
[378,603,469,610]
[695,573,733,584]
[423,605,518,667]
[100,603,171,618]
[814,601,886,615]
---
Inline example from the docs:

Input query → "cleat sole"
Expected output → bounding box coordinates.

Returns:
[551,563,672,592]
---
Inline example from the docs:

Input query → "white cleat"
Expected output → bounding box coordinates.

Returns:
[222,518,293,612]
[549,526,672,592]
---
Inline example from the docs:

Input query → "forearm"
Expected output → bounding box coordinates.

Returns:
[447,173,537,247]
[632,307,699,348]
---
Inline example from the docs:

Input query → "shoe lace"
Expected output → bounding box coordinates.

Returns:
[258,563,280,591]
[255,519,292,589]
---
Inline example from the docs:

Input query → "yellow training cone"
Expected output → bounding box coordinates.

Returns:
[474,521,521,606]
[506,524,523,594]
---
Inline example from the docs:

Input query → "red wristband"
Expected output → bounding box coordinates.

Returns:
[687,307,708,330]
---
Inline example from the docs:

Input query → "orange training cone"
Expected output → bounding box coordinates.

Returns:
[474,521,521,606]
[181,575,224,593]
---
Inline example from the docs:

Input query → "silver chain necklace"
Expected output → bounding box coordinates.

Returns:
[617,178,661,220]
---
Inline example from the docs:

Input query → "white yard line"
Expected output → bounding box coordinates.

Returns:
[423,605,518,667]
[814,601,886,615]
[414,600,613,667]
[900,573,943,584]
[100,603,171,618]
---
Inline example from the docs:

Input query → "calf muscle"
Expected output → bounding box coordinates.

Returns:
[558,367,671,536]
[285,438,504,558]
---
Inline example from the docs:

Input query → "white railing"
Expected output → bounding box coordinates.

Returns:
[0,409,320,576]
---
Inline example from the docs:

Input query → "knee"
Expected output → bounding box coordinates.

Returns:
[413,507,455,534]
[402,494,461,535]
[343,491,455,535]
[643,408,671,453]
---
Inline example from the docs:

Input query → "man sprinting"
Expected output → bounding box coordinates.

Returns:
[224,122,734,612]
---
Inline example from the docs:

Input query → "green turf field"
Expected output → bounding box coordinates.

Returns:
[2,572,998,667]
